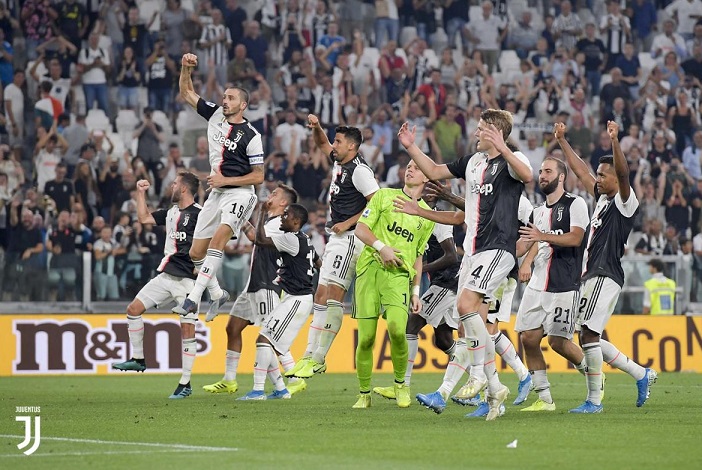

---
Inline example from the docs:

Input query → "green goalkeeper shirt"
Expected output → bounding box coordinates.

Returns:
[356,188,435,280]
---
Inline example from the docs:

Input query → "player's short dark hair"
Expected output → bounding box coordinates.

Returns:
[335,126,363,149]
[177,171,200,196]
[599,155,614,166]
[226,86,250,105]
[648,258,665,273]
[544,156,568,179]
[277,183,299,204]
[287,203,309,227]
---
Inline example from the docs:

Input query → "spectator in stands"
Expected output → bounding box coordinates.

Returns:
[0,145,23,195]
[664,0,702,42]
[160,144,186,198]
[291,151,328,210]
[651,19,688,62]
[46,209,78,301]
[602,97,631,136]
[21,0,54,61]
[590,129,613,171]
[509,10,539,60]
[35,81,63,133]
[664,224,684,255]
[200,8,231,86]
[406,38,438,92]
[663,158,693,234]
[553,0,581,51]
[661,51,686,94]
[683,131,702,180]
[53,0,89,50]
[121,6,149,71]
[133,107,165,196]
[223,0,247,46]
[275,109,307,156]
[227,44,257,89]
[374,0,400,48]
[4,201,44,300]
[62,115,89,177]
[240,21,269,76]
[631,0,658,51]
[599,67,632,118]
[443,0,469,50]
[73,160,99,225]
[669,89,698,156]
[79,32,111,114]
[98,155,123,221]
[464,1,507,74]
[145,39,177,115]
[44,162,75,213]
[30,56,75,111]
[682,44,702,81]
[117,47,141,111]
[188,136,210,178]
[600,0,631,70]
[433,104,462,164]
[93,225,124,300]
[162,0,190,60]
[317,21,345,67]
[615,42,643,100]
[688,24,702,57]
[34,125,68,192]
[647,130,678,178]
[313,75,343,132]
[636,219,666,255]
[4,70,24,158]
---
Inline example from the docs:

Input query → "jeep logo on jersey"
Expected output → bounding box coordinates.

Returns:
[214,131,242,152]
[470,183,494,195]
[387,221,415,242]
[169,231,187,241]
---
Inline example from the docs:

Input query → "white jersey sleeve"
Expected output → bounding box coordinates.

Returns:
[432,222,454,243]
[264,217,283,237]
[570,196,590,229]
[518,195,533,225]
[614,188,639,218]
[272,232,300,256]
[508,151,533,183]
[351,164,379,197]
[246,130,265,165]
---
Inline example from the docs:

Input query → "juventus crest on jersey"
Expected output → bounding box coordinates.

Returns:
[196,98,264,188]
[530,193,589,293]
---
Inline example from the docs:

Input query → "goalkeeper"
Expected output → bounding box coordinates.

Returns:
[351,161,435,409]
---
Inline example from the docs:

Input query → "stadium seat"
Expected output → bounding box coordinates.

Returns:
[152,110,173,137]
[116,109,138,142]
[469,5,481,22]
[86,109,110,133]
[400,26,417,48]
[498,50,520,74]
[600,73,612,88]
[639,52,657,81]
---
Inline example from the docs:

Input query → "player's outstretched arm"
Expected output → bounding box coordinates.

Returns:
[555,122,596,197]
[179,53,201,110]
[393,196,464,226]
[398,122,453,181]
[135,180,157,225]
[481,124,533,183]
[307,114,333,156]
[608,120,631,201]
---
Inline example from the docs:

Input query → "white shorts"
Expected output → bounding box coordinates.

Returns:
[229,289,280,326]
[515,286,578,339]
[487,277,517,324]
[318,232,364,290]
[136,273,198,324]
[457,250,515,300]
[576,276,621,335]
[193,188,257,240]
[260,293,314,354]
[419,285,458,329]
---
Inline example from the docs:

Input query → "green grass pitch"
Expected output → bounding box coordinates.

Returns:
[2,372,702,469]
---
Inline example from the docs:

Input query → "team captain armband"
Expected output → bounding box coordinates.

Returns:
[249,154,264,165]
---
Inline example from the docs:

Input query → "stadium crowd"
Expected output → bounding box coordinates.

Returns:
[0,0,701,304]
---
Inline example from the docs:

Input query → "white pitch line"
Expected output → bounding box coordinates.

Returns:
[0,435,239,453]
[0,449,213,458]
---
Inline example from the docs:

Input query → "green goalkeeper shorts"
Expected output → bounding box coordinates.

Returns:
[353,262,411,320]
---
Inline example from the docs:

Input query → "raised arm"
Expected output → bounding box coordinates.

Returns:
[135,179,157,225]
[555,122,596,197]
[254,208,274,247]
[425,180,465,211]
[179,53,201,110]
[397,122,453,180]
[307,114,333,156]
[607,120,631,201]
[393,196,465,226]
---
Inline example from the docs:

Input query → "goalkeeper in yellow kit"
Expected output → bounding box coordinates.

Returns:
[351,160,435,409]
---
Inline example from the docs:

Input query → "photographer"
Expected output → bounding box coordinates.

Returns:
[662,159,693,234]
[34,122,68,192]
[98,155,123,222]
[44,162,75,213]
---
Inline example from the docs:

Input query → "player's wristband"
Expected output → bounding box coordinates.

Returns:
[412,285,420,297]
[372,240,386,252]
